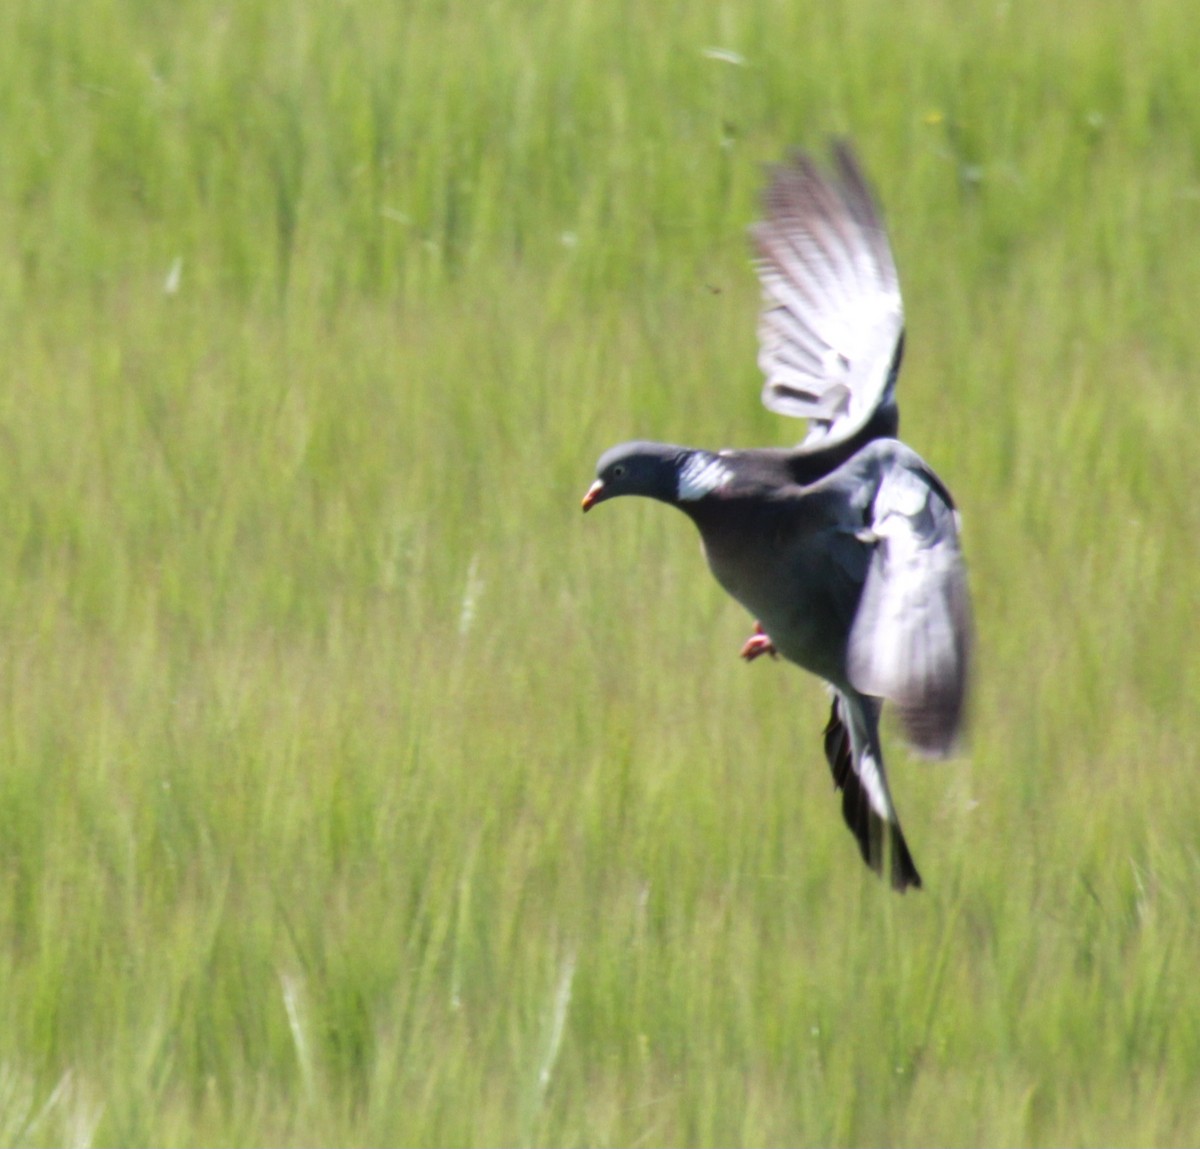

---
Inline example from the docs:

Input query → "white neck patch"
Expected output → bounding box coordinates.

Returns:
[677,453,731,501]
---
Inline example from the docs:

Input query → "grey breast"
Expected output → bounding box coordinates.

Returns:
[699,489,870,685]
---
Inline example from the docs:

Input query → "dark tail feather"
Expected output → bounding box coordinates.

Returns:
[823,698,922,892]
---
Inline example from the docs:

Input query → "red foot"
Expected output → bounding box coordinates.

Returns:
[740,621,778,662]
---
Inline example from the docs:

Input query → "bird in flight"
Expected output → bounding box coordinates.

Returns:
[582,141,972,891]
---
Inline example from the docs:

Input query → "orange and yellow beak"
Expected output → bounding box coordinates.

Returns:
[581,480,604,512]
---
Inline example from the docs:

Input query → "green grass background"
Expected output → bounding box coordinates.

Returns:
[0,0,1198,1143]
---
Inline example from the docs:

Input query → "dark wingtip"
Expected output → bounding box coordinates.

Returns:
[889,824,923,892]
[822,699,923,892]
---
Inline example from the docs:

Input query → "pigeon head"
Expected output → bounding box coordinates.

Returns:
[582,442,724,511]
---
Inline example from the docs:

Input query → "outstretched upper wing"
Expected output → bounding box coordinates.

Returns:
[843,442,972,757]
[752,141,904,453]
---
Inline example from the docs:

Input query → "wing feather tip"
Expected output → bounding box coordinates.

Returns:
[822,699,923,893]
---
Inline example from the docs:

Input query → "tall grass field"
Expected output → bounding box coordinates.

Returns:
[0,0,1198,1143]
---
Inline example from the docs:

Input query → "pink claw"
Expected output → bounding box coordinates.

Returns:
[739,621,778,662]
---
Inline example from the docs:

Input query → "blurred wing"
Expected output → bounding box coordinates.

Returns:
[846,452,972,756]
[752,141,904,452]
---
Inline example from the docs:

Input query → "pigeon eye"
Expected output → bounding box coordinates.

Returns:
[612,464,627,479]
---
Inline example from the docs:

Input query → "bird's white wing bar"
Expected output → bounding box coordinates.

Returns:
[752,142,904,450]
[845,445,972,756]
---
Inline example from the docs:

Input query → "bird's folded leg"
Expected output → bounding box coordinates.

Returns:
[739,621,778,662]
